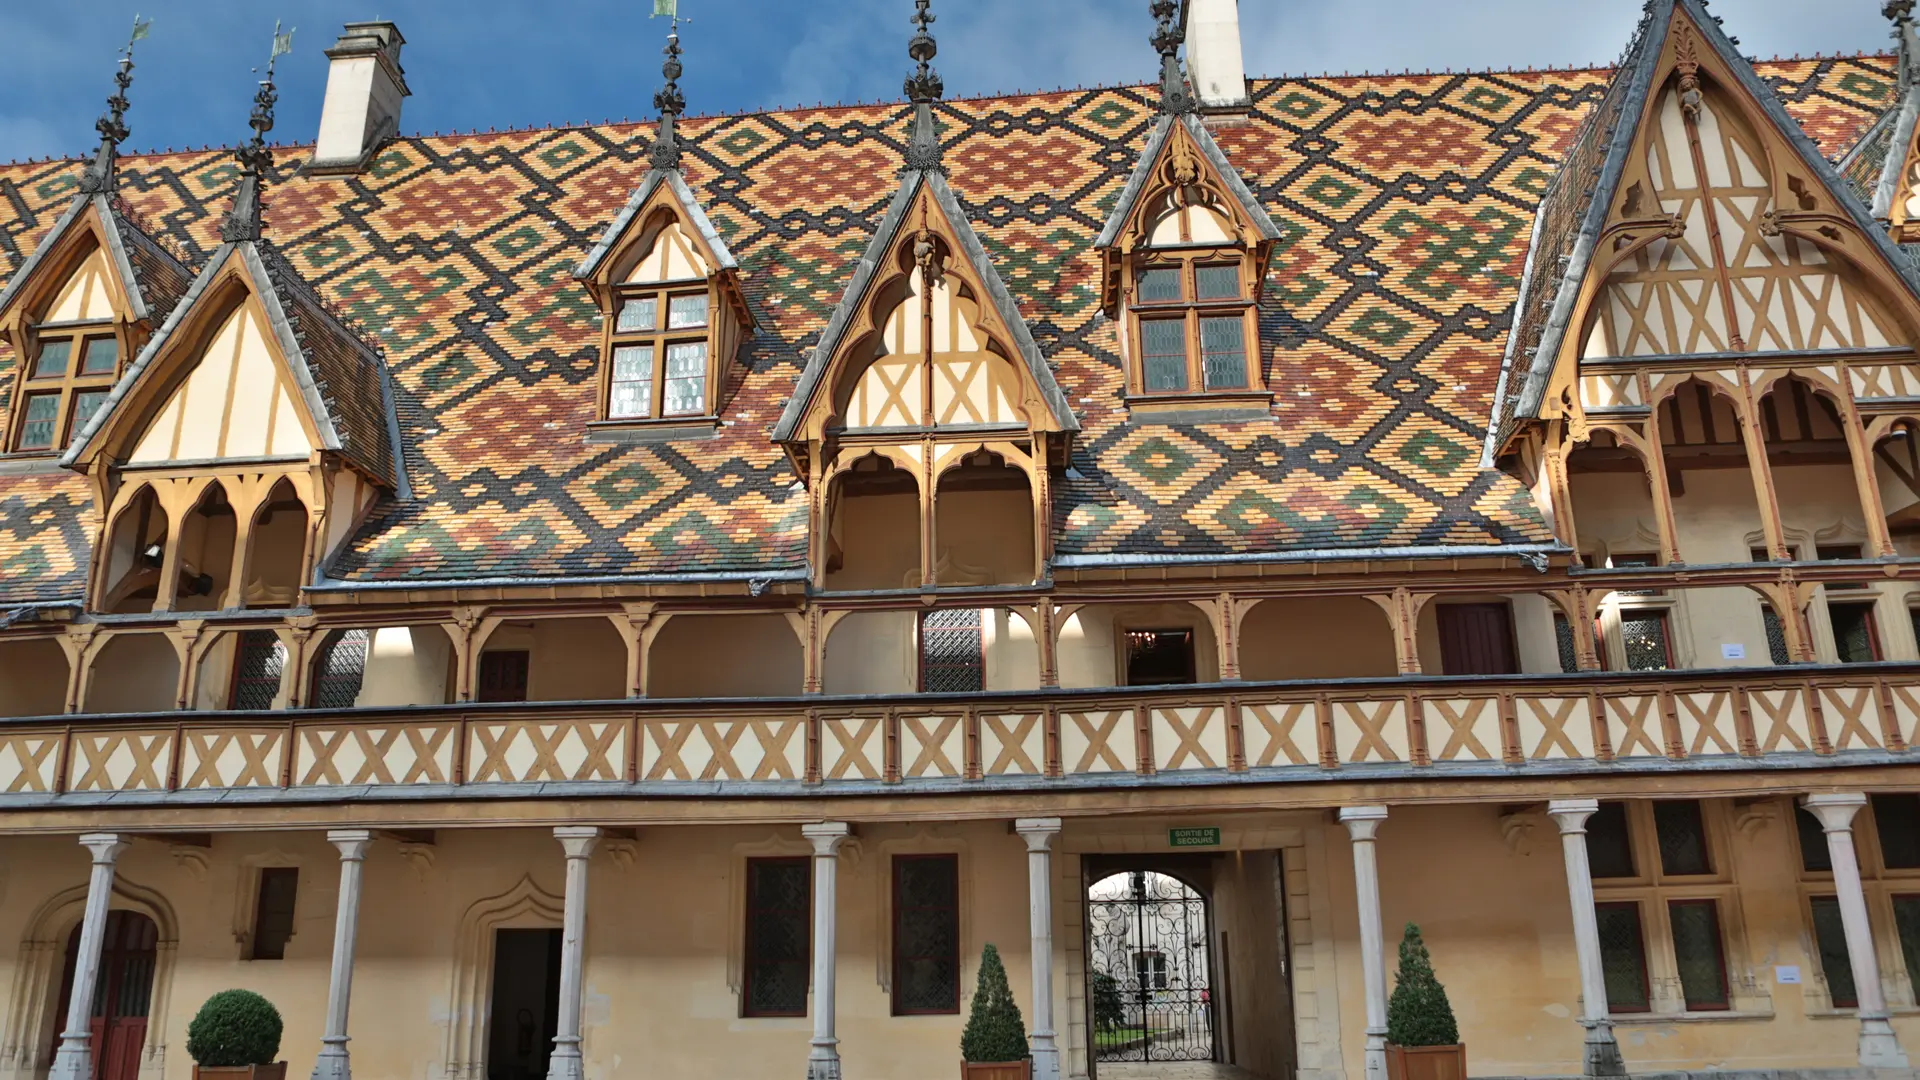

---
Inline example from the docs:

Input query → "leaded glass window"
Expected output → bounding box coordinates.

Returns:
[229,630,286,711]
[1200,315,1247,389]
[1809,896,1857,1007]
[14,320,122,453]
[1554,614,1579,673]
[1141,319,1187,391]
[1619,610,1672,671]
[662,342,707,417]
[1654,801,1712,876]
[1595,901,1651,1012]
[605,272,719,421]
[1829,602,1880,664]
[17,394,59,450]
[1893,895,1920,996]
[1796,805,1833,873]
[309,629,369,710]
[1195,264,1240,300]
[616,296,657,332]
[81,336,117,374]
[743,858,809,1017]
[1126,250,1258,399]
[610,345,655,419]
[1586,802,1637,879]
[1137,268,1182,303]
[1872,794,1920,870]
[920,608,984,694]
[668,292,709,329]
[892,854,960,1015]
[34,338,72,378]
[1667,900,1729,1010]
[1762,606,1790,665]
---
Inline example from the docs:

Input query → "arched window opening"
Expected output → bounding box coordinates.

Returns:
[1239,596,1396,680]
[933,450,1035,586]
[174,483,237,612]
[307,625,454,710]
[1757,377,1868,546]
[0,638,69,717]
[1085,870,1215,1063]
[99,486,167,614]
[1874,419,1920,544]
[193,629,287,711]
[475,618,626,703]
[242,478,307,608]
[85,633,178,714]
[1659,379,1765,563]
[824,454,921,591]
[1567,430,1663,566]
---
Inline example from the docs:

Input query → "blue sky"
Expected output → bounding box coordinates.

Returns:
[0,0,1899,163]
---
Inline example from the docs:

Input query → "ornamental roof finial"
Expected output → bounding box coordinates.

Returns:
[1889,0,1919,92]
[1151,0,1196,116]
[77,15,152,195]
[650,8,687,170]
[221,22,294,244]
[903,0,946,172]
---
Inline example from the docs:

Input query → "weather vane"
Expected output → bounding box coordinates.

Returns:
[256,19,296,77]
[123,13,152,59]
[651,0,690,33]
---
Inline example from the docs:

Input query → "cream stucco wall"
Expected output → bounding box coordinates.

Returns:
[0,639,66,718]
[356,626,452,708]
[1240,597,1393,681]
[1059,604,1216,689]
[482,619,626,703]
[649,615,803,699]
[85,634,178,714]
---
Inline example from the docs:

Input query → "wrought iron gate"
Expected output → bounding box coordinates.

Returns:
[1086,871,1214,1062]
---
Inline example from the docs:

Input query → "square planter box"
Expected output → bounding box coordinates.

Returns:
[1386,1043,1465,1080]
[194,1064,287,1080]
[961,1061,1031,1080]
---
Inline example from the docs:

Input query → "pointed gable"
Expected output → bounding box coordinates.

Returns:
[1488,0,1920,459]
[0,194,189,331]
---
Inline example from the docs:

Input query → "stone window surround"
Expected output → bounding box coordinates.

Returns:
[1790,795,1920,1013]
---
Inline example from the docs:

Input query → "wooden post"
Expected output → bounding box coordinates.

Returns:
[1737,372,1790,560]
[1834,380,1895,557]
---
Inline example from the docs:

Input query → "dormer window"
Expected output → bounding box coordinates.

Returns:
[6,243,127,453]
[1130,255,1252,395]
[608,284,711,420]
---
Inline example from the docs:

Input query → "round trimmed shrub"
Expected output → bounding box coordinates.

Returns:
[187,990,283,1067]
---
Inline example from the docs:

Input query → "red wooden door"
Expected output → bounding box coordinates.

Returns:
[54,911,158,1080]
[1435,603,1520,675]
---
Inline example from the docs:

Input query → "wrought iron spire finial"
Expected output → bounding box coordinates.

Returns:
[651,27,686,170]
[222,22,293,244]
[903,0,945,172]
[78,16,151,195]
[1151,0,1196,115]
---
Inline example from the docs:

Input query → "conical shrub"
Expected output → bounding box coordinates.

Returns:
[1385,922,1459,1047]
[960,943,1029,1063]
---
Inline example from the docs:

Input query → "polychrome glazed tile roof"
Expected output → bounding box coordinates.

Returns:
[0,54,1898,598]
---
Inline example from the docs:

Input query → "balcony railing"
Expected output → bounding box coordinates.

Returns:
[3,665,1915,801]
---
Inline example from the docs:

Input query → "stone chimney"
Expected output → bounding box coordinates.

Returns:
[308,21,409,173]
[1183,0,1250,117]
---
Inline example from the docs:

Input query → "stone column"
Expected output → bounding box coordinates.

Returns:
[547,827,601,1080]
[1546,800,1626,1077]
[1802,794,1910,1068]
[1338,807,1389,1080]
[1016,819,1062,1080]
[802,822,851,1080]
[49,834,128,1080]
[311,830,373,1080]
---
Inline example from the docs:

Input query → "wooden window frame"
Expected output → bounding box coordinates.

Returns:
[1793,797,1920,1010]
[890,853,961,1017]
[1826,599,1883,664]
[477,649,531,704]
[601,279,717,423]
[740,856,811,1019]
[9,322,122,453]
[1124,245,1266,409]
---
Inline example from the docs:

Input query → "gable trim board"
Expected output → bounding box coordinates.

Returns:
[771,168,1079,442]
[1094,112,1283,251]
[575,167,740,281]
[1484,0,1920,465]
[0,194,164,325]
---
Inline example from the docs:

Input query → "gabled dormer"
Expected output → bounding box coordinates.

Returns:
[62,72,400,615]
[1094,0,1282,416]
[771,11,1076,591]
[574,29,752,438]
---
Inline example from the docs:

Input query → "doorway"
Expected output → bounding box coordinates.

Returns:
[53,911,158,1080]
[1086,869,1217,1064]
[486,928,562,1080]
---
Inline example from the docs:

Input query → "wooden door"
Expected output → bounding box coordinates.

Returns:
[54,911,158,1080]
[478,650,531,703]
[1435,603,1519,675]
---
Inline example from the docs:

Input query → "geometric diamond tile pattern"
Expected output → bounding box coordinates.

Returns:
[0,57,1895,599]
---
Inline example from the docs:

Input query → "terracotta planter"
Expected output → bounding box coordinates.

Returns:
[960,1060,1031,1080]
[193,1063,287,1080]
[1386,1043,1465,1080]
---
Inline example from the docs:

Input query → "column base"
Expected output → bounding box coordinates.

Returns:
[1029,1043,1059,1080]
[48,1042,91,1080]
[1859,1014,1910,1069]
[1582,1021,1625,1077]
[1363,1032,1387,1080]
[310,1041,351,1080]
[543,1049,583,1080]
[805,1057,841,1080]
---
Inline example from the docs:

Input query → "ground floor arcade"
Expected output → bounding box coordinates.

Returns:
[5,792,1918,1080]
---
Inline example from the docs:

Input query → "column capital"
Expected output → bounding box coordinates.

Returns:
[802,821,852,856]
[1339,805,1388,842]
[1015,818,1061,852]
[77,833,127,865]
[326,830,374,860]
[553,826,602,860]
[1802,792,1868,832]
[1547,799,1600,833]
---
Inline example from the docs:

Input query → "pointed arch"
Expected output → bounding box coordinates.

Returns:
[98,484,168,614]
[823,451,923,591]
[240,476,309,608]
[441,873,565,1080]
[174,481,238,612]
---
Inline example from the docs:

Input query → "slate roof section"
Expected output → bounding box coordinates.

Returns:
[1486,1,1920,460]
[0,55,1898,598]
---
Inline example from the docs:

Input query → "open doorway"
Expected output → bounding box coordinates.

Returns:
[1086,868,1217,1065]
[486,928,561,1080]
[51,911,158,1080]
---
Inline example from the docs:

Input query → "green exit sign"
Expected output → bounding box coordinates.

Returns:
[1168,827,1221,848]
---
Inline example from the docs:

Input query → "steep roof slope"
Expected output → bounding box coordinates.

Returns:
[0,56,1897,597]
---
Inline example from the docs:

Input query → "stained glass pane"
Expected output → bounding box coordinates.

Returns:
[1137,268,1181,303]
[892,855,960,1014]
[1200,316,1247,390]
[1872,794,1920,869]
[1892,895,1920,996]
[1594,902,1650,1012]
[1796,806,1834,873]
[1195,264,1239,300]
[81,336,118,374]
[1554,614,1579,673]
[229,630,287,711]
[33,338,71,378]
[1668,900,1728,1009]
[744,858,809,1017]
[616,296,657,332]
[1810,896,1858,1007]
[1619,610,1671,671]
[18,394,59,450]
[1586,802,1636,878]
[1141,319,1187,391]
[1830,603,1879,663]
[668,292,709,329]
[1762,606,1790,665]
[610,345,654,419]
[309,629,368,710]
[69,391,109,445]
[662,342,707,416]
[920,608,984,693]
[1654,801,1712,876]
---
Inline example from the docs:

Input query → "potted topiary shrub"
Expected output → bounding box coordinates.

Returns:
[960,943,1030,1080]
[187,989,286,1080]
[1385,923,1465,1080]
